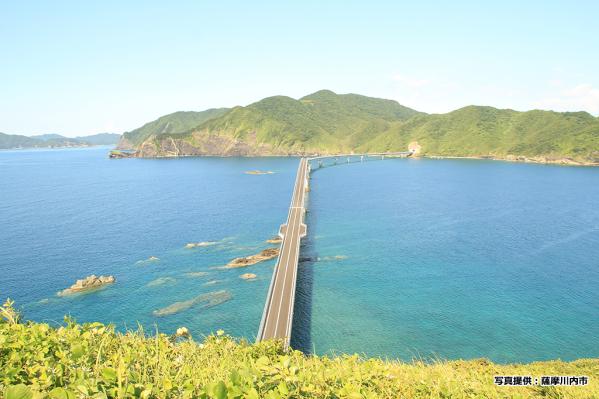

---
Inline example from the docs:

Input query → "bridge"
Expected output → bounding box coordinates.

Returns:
[256,151,412,347]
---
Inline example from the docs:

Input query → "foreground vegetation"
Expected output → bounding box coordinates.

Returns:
[1,300,597,398]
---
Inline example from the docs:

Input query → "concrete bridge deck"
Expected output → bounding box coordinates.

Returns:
[256,158,308,346]
[256,152,412,347]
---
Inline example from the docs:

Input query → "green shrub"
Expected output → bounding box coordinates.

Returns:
[1,300,597,398]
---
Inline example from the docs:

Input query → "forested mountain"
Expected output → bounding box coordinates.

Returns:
[114,90,599,164]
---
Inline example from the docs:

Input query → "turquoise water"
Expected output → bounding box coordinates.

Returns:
[1,148,599,363]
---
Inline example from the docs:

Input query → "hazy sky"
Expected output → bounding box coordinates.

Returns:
[1,0,598,137]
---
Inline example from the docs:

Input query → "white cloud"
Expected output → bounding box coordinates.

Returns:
[533,84,599,115]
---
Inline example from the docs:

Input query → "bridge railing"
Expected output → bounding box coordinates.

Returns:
[307,151,412,171]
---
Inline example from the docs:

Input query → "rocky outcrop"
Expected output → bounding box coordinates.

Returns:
[240,273,257,280]
[226,248,279,268]
[266,236,282,244]
[244,170,274,175]
[134,132,296,158]
[408,141,422,155]
[502,154,594,166]
[136,256,159,265]
[115,136,136,151]
[57,275,115,296]
[108,150,136,158]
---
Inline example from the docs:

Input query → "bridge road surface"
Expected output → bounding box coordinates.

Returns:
[257,158,308,347]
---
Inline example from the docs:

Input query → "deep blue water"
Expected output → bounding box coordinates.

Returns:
[1,148,598,363]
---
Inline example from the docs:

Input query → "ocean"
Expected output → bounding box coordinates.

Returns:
[1,147,598,363]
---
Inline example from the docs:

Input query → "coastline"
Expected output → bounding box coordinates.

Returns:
[423,154,599,167]
[1,144,116,152]
[110,149,599,167]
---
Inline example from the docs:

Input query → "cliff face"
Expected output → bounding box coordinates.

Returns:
[115,135,135,150]
[135,132,303,158]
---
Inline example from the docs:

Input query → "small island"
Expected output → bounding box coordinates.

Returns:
[185,241,217,249]
[57,275,115,296]
[226,248,279,268]
[240,273,257,280]
[244,170,275,175]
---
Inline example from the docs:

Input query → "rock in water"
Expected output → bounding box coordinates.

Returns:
[240,273,257,280]
[185,241,218,249]
[244,170,274,175]
[266,236,282,244]
[57,275,115,296]
[136,256,160,265]
[226,247,279,268]
[153,290,232,316]
[146,277,177,287]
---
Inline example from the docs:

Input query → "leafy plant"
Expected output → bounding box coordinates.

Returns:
[1,300,597,398]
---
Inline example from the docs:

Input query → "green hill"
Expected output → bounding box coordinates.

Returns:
[0,132,121,149]
[0,133,43,149]
[191,90,421,152]
[31,133,68,141]
[76,133,121,145]
[120,90,599,164]
[0,133,85,149]
[117,109,230,149]
[359,106,599,162]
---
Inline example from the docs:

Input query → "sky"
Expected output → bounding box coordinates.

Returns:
[1,0,598,137]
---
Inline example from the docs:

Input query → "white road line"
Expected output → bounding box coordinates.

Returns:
[273,210,296,337]
[273,159,305,338]
[285,160,307,340]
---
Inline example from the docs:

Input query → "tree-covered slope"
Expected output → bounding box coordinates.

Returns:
[0,133,43,149]
[133,90,421,156]
[0,132,121,149]
[359,107,599,162]
[195,90,421,151]
[123,90,599,163]
[117,109,230,149]
[77,133,121,145]
[0,133,86,149]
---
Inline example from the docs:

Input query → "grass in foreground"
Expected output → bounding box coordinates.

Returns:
[1,300,597,398]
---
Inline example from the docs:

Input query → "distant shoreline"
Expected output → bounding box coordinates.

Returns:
[109,149,599,167]
[423,154,599,167]
[1,144,115,152]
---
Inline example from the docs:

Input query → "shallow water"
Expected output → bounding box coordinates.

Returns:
[1,148,598,362]
[0,148,292,340]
